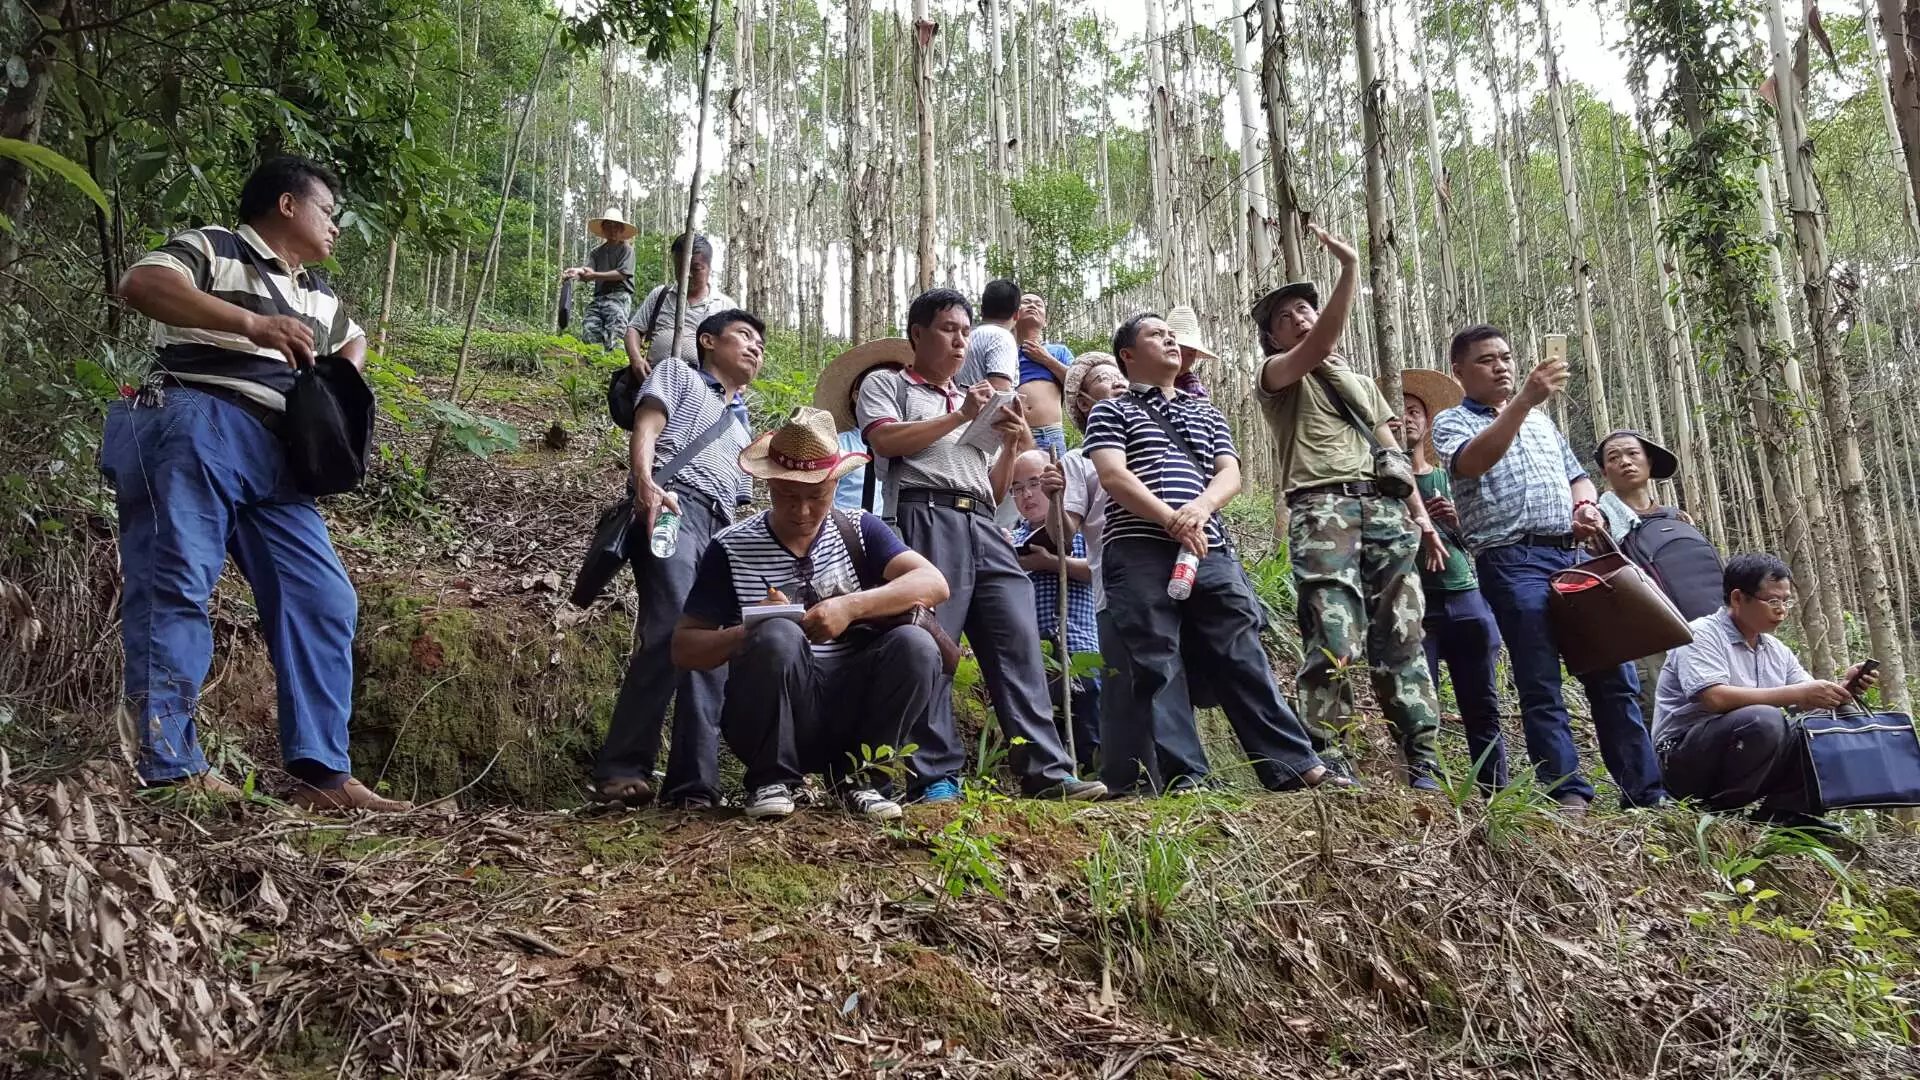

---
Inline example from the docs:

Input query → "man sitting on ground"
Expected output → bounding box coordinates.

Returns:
[1084,313,1339,793]
[674,408,951,822]
[1008,449,1099,772]
[1655,554,1876,827]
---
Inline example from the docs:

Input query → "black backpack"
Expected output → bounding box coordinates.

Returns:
[1623,510,1724,621]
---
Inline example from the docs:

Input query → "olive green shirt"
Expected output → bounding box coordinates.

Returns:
[1259,358,1389,496]
[1415,469,1476,593]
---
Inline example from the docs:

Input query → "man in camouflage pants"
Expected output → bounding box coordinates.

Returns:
[1249,224,1447,787]
[565,208,637,349]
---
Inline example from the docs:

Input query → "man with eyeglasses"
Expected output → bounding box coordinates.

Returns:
[1653,554,1877,828]
[1007,450,1099,771]
[1429,324,1666,813]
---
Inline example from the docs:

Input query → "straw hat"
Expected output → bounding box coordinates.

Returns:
[587,208,638,241]
[1381,368,1463,458]
[1064,351,1122,405]
[812,339,912,433]
[1250,281,1321,342]
[1164,305,1217,360]
[739,407,871,484]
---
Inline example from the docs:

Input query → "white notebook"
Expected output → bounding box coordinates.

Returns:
[741,603,806,626]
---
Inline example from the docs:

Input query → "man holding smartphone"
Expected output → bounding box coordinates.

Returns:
[1653,554,1877,828]
[1430,325,1667,813]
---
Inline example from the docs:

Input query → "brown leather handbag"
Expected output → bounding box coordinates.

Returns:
[1547,532,1694,674]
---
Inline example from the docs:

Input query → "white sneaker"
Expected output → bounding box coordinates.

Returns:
[844,788,904,821]
[744,784,795,820]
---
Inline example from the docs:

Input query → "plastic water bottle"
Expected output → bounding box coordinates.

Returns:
[1167,550,1200,600]
[651,510,680,558]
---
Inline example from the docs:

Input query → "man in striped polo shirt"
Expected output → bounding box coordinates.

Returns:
[674,408,951,821]
[856,288,1104,803]
[1083,313,1337,794]
[103,156,404,811]
[593,309,763,809]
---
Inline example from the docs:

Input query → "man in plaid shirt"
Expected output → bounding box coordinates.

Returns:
[1429,324,1666,813]
[1007,450,1099,770]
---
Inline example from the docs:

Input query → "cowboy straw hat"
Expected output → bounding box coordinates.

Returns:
[1380,368,1463,458]
[740,407,872,484]
[587,208,638,241]
[812,338,912,433]
[1164,305,1217,360]
[1250,281,1321,341]
[1064,351,1122,405]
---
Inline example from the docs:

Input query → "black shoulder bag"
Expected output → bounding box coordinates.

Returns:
[233,240,375,498]
[1309,368,1416,498]
[605,287,676,430]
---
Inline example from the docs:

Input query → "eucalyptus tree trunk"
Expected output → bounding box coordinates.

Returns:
[1480,6,1538,362]
[1232,1,1274,281]
[726,0,765,311]
[845,0,875,340]
[1877,0,1920,224]
[913,0,937,291]
[1537,0,1608,436]
[1413,15,1459,330]
[987,0,1011,250]
[1352,0,1401,401]
[1146,0,1182,299]
[1258,0,1305,278]
[1769,0,1909,705]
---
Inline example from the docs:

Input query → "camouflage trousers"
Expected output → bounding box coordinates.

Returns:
[580,292,632,350]
[1287,491,1441,775]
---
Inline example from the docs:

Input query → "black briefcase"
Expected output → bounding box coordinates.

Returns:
[571,496,637,608]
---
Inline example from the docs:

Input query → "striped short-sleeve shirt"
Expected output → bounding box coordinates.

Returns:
[854,367,1000,505]
[683,509,909,659]
[629,285,738,365]
[636,356,752,508]
[1081,385,1235,548]
[134,224,364,409]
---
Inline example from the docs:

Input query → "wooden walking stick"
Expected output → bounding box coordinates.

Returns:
[1050,444,1075,768]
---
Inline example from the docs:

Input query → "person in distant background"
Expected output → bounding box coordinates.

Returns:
[956,278,1020,390]
[626,233,735,379]
[1013,293,1075,457]
[1164,305,1214,399]
[1595,429,1724,727]
[1008,449,1099,771]
[564,208,637,349]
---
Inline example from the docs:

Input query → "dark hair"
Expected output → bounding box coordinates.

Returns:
[695,308,765,365]
[907,288,973,334]
[980,279,1022,320]
[1448,324,1509,366]
[237,156,340,224]
[1111,311,1163,367]
[671,233,714,263]
[1724,553,1793,603]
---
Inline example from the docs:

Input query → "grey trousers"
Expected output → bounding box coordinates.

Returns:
[595,484,727,801]
[721,619,940,791]
[1658,704,1811,812]
[895,497,1077,792]
[1103,538,1322,790]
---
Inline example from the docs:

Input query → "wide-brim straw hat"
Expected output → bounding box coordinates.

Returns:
[740,407,871,484]
[813,339,912,433]
[588,208,637,241]
[1595,429,1680,480]
[1064,351,1122,405]
[1380,368,1463,458]
[1164,305,1217,361]
[1250,281,1321,340]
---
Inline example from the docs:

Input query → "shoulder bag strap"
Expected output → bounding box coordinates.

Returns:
[1133,392,1213,478]
[829,508,887,589]
[1309,367,1385,451]
[653,403,742,488]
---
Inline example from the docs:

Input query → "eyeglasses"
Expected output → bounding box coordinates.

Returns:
[782,556,820,609]
[1007,479,1048,497]
[1746,593,1795,612]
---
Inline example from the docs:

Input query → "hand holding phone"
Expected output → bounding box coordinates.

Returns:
[1844,658,1882,695]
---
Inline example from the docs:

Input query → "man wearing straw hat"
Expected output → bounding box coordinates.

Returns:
[1164,304,1215,399]
[1251,224,1447,789]
[831,288,1105,803]
[1393,368,1509,795]
[674,407,950,821]
[564,208,638,350]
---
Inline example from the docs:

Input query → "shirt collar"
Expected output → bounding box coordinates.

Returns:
[1127,383,1187,402]
[236,224,303,279]
[696,364,748,407]
[1710,607,1766,652]
[1461,396,1498,416]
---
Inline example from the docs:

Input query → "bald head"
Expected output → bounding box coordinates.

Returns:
[1010,449,1053,526]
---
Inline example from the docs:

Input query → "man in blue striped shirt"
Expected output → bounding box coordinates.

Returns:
[592,309,762,809]
[1083,313,1337,794]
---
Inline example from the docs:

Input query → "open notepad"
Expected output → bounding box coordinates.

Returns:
[958,390,1019,451]
[741,603,806,627]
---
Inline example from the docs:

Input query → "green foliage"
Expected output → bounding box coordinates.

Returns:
[426,400,520,459]
[1083,827,1199,948]
[0,138,108,213]
[986,167,1152,313]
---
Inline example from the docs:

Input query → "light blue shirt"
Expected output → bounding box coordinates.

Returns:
[1653,608,1812,741]
[833,429,884,515]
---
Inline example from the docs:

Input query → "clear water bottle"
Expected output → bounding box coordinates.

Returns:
[1167,549,1200,600]
[651,509,680,558]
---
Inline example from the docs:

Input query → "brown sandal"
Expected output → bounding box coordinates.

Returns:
[592,776,655,807]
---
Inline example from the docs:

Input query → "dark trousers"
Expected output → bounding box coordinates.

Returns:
[596,484,727,802]
[721,619,940,790]
[1049,673,1101,773]
[896,498,1077,792]
[1421,588,1510,792]
[1097,607,1214,792]
[1103,538,1321,790]
[1475,542,1666,807]
[1658,705,1811,812]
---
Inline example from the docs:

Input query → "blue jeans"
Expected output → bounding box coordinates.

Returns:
[100,389,358,782]
[1421,588,1509,793]
[1474,543,1666,807]
[1031,424,1067,459]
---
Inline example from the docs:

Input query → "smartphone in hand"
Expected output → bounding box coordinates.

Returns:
[1544,333,1568,366]
[1845,658,1882,694]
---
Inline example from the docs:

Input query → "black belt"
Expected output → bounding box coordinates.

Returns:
[1515,532,1579,550]
[1287,480,1380,505]
[157,375,284,433]
[897,487,993,517]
